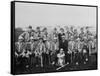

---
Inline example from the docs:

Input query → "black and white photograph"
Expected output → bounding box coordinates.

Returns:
[11,1,98,75]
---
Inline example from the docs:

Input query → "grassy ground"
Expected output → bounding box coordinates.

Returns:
[14,55,97,75]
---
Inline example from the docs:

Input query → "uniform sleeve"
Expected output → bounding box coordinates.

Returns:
[15,42,18,52]
[57,54,60,58]
[19,32,26,38]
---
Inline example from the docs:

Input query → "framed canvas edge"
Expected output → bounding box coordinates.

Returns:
[11,1,15,75]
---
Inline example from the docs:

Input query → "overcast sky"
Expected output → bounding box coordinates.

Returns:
[15,2,96,30]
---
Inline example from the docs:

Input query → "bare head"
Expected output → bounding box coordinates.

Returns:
[62,35,66,41]
[30,37,34,42]
[18,36,24,42]
[60,48,64,54]
[53,37,58,42]
[80,27,84,32]
[74,29,77,33]
[36,26,40,32]
[27,25,32,32]
[60,28,64,33]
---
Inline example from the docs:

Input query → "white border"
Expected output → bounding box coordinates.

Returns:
[0,0,99,76]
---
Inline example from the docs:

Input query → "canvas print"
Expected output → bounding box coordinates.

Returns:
[11,1,98,75]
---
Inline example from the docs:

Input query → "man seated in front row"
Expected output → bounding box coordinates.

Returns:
[57,48,65,66]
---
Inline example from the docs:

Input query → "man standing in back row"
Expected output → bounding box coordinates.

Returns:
[19,26,33,42]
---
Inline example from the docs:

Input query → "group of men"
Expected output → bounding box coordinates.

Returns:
[15,25,97,70]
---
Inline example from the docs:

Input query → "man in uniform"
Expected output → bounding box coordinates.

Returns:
[52,27,58,39]
[34,37,45,67]
[57,48,65,66]
[58,28,65,49]
[28,37,37,68]
[34,27,41,40]
[65,26,70,40]
[50,37,59,65]
[85,26,92,40]
[74,37,83,65]
[73,29,78,40]
[68,36,75,64]
[69,26,74,36]
[82,36,89,64]
[42,27,48,38]
[19,26,33,42]
[15,36,26,70]
[79,27,85,41]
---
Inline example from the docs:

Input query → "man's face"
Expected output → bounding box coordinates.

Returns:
[45,29,47,33]
[62,36,65,41]
[18,39,23,43]
[37,28,40,32]
[60,50,63,54]
[54,28,57,32]
[39,39,43,43]
[70,36,74,41]
[66,27,69,32]
[71,38,73,41]
[77,39,80,42]
[27,28,32,32]
[30,39,34,43]
[61,29,64,33]
[81,28,84,32]
[86,27,89,32]
[74,29,77,33]
[54,39,57,42]
[31,32,35,36]
[71,27,73,31]
[60,28,64,33]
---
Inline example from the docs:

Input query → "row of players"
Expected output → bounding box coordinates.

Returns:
[14,26,97,70]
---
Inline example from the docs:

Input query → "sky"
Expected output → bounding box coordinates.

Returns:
[15,2,96,32]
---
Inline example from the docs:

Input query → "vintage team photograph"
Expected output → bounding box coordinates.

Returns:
[11,1,98,75]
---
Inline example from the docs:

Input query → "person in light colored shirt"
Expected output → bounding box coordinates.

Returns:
[57,48,65,66]
[19,26,33,42]
[74,37,83,65]
[15,36,26,57]
[50,37,59,65]
[68,36,75,63]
